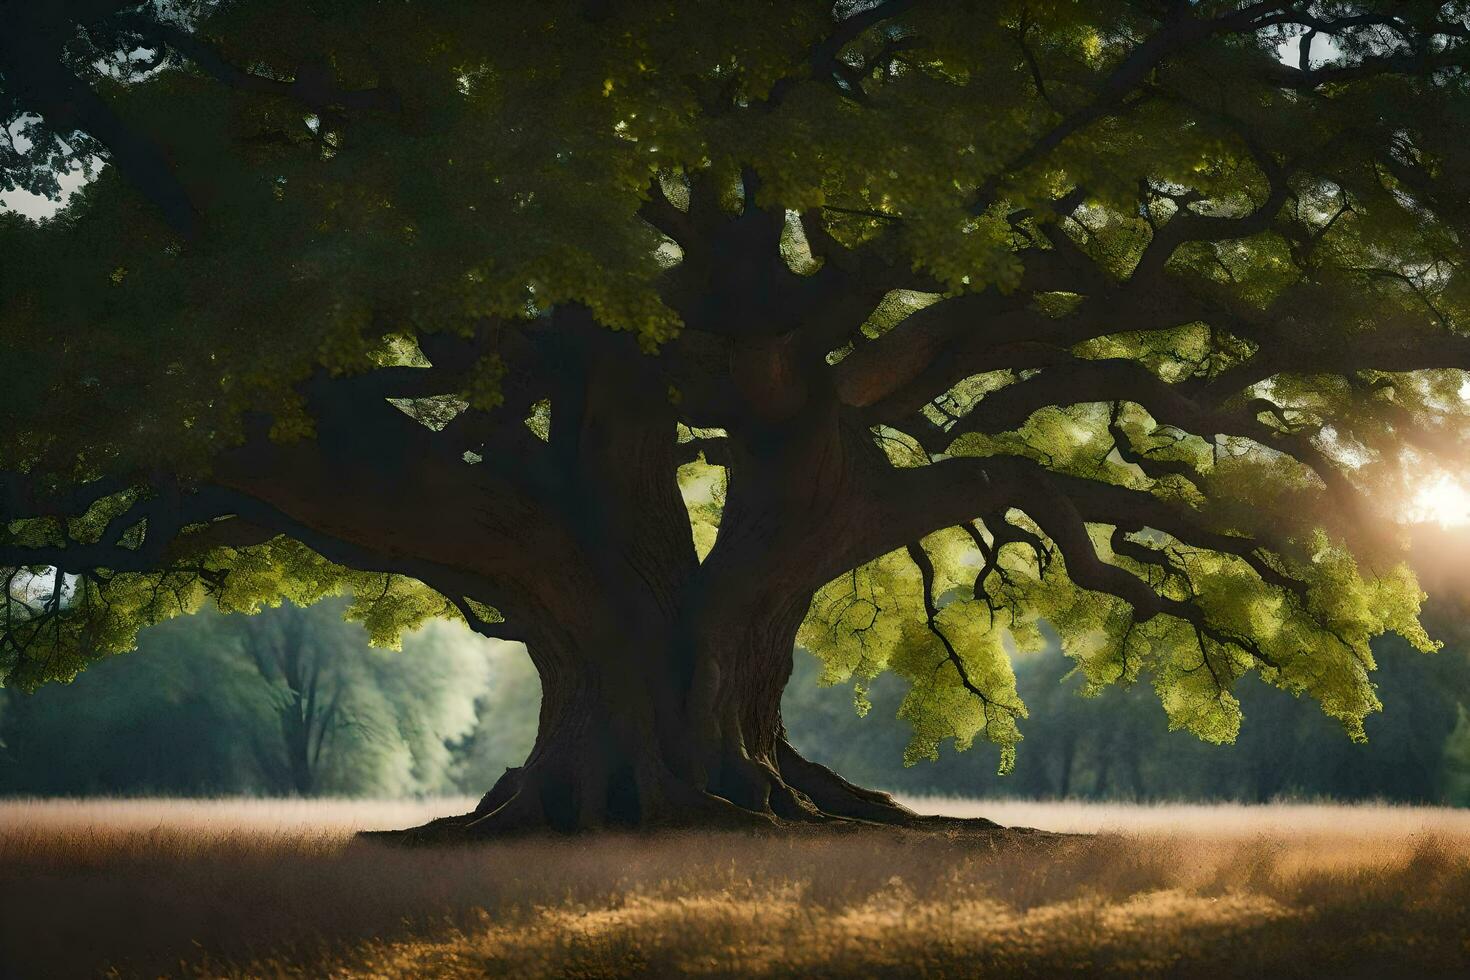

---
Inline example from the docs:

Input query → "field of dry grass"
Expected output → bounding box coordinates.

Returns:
[2,797,1469,978]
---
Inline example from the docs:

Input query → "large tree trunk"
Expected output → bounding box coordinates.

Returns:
[368,321,995,841]
[391,581,927,841]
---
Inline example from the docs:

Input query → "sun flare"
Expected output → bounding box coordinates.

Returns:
[1408,474,1470,527]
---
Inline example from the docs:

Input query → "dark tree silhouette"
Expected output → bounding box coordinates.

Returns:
[238,605,355,796]
[5,1,1470,835]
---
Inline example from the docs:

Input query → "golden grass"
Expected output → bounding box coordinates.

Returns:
[3,798,1470,978]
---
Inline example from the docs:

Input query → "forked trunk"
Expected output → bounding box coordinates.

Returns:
[370,327,997,841]
[393,585,926,841]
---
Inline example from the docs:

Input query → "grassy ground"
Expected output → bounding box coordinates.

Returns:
[2,798,1469,978]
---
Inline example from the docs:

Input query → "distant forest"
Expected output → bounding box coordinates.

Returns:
[3,600,1469,804]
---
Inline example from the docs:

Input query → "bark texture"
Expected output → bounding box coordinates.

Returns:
[368,567,925,839]
[371,319,959,840]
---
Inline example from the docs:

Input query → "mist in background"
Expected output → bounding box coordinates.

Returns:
[2,599,1469,803]
[0,601,539,798]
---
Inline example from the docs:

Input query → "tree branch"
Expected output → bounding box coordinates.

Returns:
[113,12,401,114]
[969,1,1294,212]
[767,0,921,107]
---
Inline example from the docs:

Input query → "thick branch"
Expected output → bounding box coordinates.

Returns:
[0,38,199,235]
[114,13,401,114]
[970,1,1293,211]
[847,453,1304,603]
[767,0,920,106]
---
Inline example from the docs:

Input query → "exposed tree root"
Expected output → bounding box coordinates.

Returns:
[361,743,1046,847]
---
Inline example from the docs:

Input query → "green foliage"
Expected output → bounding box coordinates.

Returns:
[677,449,727,562]
[1,534,488,690]
[801,528,1031,772]
[802,484,1435,767]
[17,0,1394,481]
[3,0,1467,777]
[786,629,1470,803]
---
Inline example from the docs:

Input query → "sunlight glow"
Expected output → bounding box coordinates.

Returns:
[1408,473,1470,527]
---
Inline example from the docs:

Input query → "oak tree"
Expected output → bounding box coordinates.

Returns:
[4,0,1470,834]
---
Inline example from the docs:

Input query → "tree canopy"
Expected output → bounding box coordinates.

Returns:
[5,0,1470,829]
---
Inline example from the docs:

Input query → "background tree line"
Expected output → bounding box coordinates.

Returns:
[787,632,1470,804]
[3,599,1469,804]
[0,600,540,798]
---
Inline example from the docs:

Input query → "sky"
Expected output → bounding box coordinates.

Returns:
[1,112,89,220]
[0,167,87,220]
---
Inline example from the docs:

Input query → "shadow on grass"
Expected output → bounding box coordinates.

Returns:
[1,800,1467,978]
